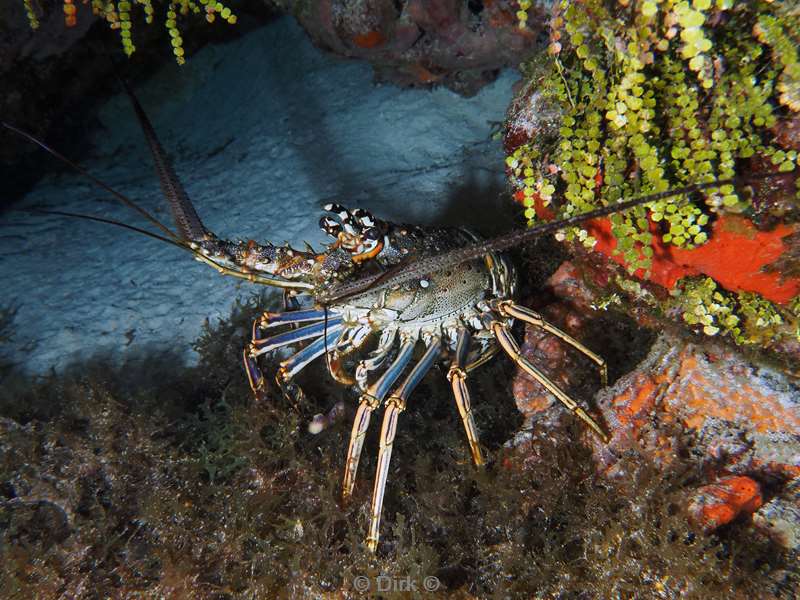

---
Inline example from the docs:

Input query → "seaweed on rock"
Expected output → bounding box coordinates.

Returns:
[20,0,239,63]
[0,296,796,598]
[506,0,800,352]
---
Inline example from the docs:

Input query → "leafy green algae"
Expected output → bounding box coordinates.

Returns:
[20,0,239,63]
[508,0,799,269]
[508,1,800,352]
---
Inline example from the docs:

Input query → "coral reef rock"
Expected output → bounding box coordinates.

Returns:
[511,260,800,551]
[288,0,544,95]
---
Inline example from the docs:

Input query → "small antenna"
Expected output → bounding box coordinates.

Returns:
[1,121,178,240]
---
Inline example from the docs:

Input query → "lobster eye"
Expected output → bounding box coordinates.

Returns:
[364,227,381,241]
[320,216,341,236]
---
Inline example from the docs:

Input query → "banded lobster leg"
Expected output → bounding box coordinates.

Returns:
[447,327,484,466]
[492,300,607,386]
[259,307,329,329]
[282,291,302,313]
[242,309,340,399]
[354,328,398,392]
[271,325,344,408]
[327,325,372,385]
[277,326,344,383]
[341,333,414,502]
[367,335,441,552]
[485,314,609,442]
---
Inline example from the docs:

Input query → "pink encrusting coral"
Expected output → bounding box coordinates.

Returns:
[688,476,764,531]
[585,215,799,305]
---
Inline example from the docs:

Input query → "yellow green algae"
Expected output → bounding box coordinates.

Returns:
[674,277,791,343]
[21,0,238,63]
[509,0,800,247]
[508,0,800,350]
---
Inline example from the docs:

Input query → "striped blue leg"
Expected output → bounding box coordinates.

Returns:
[274,326,344,408]
[259,307,328,329]
[251,318,343,355]
[243,309,340,399]
[282,291,302,312]
[243,318,269,398]
[367,336,441,552]
[447,327,484,466]
[277,326,344,382]
[355,327,398,392]
[328,325,372,385]
[342,335,415,502]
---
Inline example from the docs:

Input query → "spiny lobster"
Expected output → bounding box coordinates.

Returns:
[3,80,787,552]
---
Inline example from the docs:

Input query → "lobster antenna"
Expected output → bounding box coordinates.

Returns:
[320,168,797,304]
[116,76,209,242]
[18,206,308,289]
[1,121,179,241]
[20,207,190,251]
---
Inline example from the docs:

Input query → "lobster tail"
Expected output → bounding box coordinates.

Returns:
[120,78,208,242]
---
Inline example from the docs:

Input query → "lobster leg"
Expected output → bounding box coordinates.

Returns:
[327,325,372,385]
[277,327,344,382]
[494,300,607,386]
[342,336,415,502]
[367,335,441,552]
[243,318,269,399]
[341,397,379,501]
[243,315,342,399]
[251,319,343,354]
[355,327,398,392]
[447,327,484,466]
[282,291,302,312]
[271,326,344,408]
[259,307,327,329]
[489,318,609,442]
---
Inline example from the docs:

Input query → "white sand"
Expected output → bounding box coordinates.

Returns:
[0,17,517,373]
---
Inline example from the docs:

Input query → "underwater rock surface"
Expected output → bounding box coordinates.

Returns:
[511,258,800,556]
[0,16,515,374]
[289,0,544,95]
